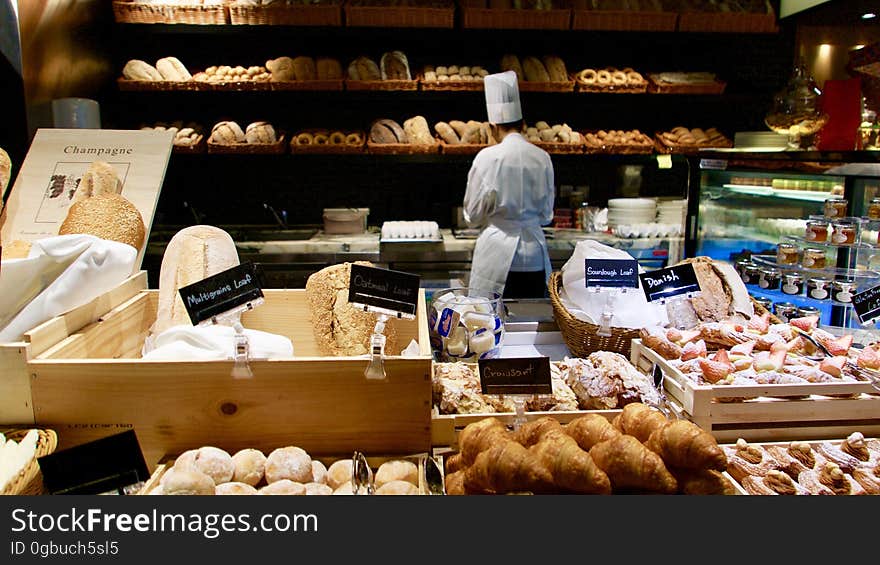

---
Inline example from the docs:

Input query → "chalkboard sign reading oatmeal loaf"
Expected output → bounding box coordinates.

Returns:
[639,263,700,303]
[478,357,552,396]
[178,261,264,325]
[348,263,421,318]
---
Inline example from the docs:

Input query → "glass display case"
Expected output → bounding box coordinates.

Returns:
[687,151,880,329]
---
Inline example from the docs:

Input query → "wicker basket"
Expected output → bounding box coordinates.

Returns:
[270,79,344,91]
[418,75,484,92]
[534,140,584,154]
[229,2,343,25]
[519,79,576,93]
[207,134,288,155]
[112,1,230,24]
[653,133,732,154]
[117,78,182,92]
[290,131,365,154]
[172,134,206,154]
[575,78,648,94]
[647,75,727,95]
[439,141,488,155]
[583,140,654,155]
[344,2,455,28]
[1,429,58,496]
[549,271,641,358]
[366,141,440,154]
[345,79,418,91]
[571,5,677,31]
[677,10,778,33]
[460,6,572,30]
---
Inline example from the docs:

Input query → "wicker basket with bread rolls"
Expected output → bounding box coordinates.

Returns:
[366,116,440,154]
[654,126,733,154]
[435,120,496,155]
[191,63,272,91]
[575,66,648,93]
[583,129,655,154]
[419,64,489,91]
[500,54,575,92]
[523,121,584,154]
[290,129,366,154]
[345,52,418,91]
[207,120,288,154]
[265,56,344,91]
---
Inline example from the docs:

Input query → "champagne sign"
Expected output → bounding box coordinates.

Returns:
[852,283,880,326]
[479,357,552,396]
[348,263,421,318]
[585,259,639,288]
[179,261,264,325]
[639,263,700,303]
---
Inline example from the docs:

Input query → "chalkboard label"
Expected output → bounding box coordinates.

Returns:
[348,263,421,318]
[853,283,880,325]
[585,259,639,288]
[639,263,701,303]
[178,261,264,325]
[700,158,728,170]
[479,357,552,396]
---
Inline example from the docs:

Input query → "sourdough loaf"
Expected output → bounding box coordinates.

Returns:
[305,261,399,356]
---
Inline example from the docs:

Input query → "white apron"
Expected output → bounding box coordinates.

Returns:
[469,216,551,295]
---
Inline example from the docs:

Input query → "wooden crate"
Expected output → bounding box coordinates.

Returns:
[27,288,433,470]
[432,409,619,453]
[630,338,880,443]
[0,272,147,426]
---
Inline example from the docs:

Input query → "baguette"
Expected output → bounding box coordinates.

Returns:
[151,225,240,335]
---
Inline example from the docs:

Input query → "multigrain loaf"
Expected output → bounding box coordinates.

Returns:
[58,193,145,251]
[305,262,399,356]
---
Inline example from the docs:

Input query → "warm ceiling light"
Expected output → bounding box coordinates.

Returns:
[863,12,877,19]
[853,44,866,50]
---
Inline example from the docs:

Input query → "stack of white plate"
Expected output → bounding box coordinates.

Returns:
[656,199,687,225]
[607,198,657,228]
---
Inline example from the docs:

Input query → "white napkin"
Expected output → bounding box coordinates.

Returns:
[141,324,294,361]
[558,240,668,329]
[0,235,136,342]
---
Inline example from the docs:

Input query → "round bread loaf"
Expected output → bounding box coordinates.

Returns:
[375,460,419,488]
[58,193,145,251]
[265,446,313,484]
[259,479,306,495]
[232,448,266,486]
[160,468,215,495]
[215,482,258,495]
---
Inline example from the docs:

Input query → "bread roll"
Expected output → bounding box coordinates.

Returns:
[58,193,145,251]
[304,482,333,495]
[174,446,234,485]
[375,460,419,488]
[305,262,399,356]
[123,59,162,81]
[375,480,419,495]
[160,468,215,495]
[292,56,316,80]
[403,116,433,145]
[151,225,240,335]
[316,57,343,80]
[232,448,266,486]
[73,161,121,203]
[215,482,258,495]
[265,446,313,484]
[326,459,353,490]
[156,56,192,81]
[311,460,328,485]
[259,480,306,495]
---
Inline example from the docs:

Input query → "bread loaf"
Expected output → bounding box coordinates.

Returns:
[403,116,433,145]
[349,56,381,81]
[156,57,192,81]
[266,57,295,81]
[123,59,162,81]
[500,54,524,81]
[434,122,460,145]
[210,121,246,144]
[73,161,121,202]
[522,56,550,82]
[316,57,342,80]
[58,193,145,252]
[542,55,568,82]
[151,225,240,335]
[245,121,276,144]
[369,119,407,144]
[380,51,411,80]
[292,56,317,80]
[305,261,399,356]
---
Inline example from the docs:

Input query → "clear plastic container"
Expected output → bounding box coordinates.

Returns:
[428,288,505,362]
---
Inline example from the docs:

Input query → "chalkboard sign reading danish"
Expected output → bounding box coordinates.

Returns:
[639,263,700,303]
[585,258,639,288]
[852,283,880,325]
[478,357,552,396]
[178,261,264,325]
[348,263,421,318]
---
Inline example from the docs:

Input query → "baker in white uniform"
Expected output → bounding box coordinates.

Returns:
[464,70,555,298]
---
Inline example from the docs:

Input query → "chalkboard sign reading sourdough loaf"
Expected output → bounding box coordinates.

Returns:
[585,259,639,288]
[479,357,552,396]
[178,261,264,325]
[639,263,700,303]
[348,263,421,318]
[852,283,880,325]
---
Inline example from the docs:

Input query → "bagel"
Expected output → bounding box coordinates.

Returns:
[611,71,627,85]
[329,131,346,145]
[345,132,363,146]
[295,132,314,145]
[596,70,612,85]
[313,133,328,145]
[577,69,597,84]
[626,71,644,84]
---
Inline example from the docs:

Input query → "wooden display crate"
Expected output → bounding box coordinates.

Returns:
[0,272,147,426]
[27,288,433,470]
[630,338,880,443]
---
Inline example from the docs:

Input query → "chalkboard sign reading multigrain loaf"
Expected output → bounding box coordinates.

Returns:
[639,263,700,303]
[585,258,639,288]
[178,261,265,325]
[479,357,552,396]
[348,263,421,318]
[853,283,880,325]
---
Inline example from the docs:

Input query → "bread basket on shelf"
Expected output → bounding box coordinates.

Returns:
[1,429,58,496]
[112,1,230,24]
[228,1,343,26]
[548,271,641,358]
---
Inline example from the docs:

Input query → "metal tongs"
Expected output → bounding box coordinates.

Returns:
[646,364,678,420]
[791,327,880,392]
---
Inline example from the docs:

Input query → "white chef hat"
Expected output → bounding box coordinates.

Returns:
[484,70,522,124]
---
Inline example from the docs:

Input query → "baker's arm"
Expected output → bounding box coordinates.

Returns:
[463,162,495,228]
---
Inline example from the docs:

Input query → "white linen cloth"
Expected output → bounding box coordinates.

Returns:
[558,240,668,329]
[141,324,294,361]
[0,235,136,342]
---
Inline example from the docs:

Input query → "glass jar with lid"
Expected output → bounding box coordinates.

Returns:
[824,198,848,220]
[868,198,880,220]
[830,221,857,245]
[777,243,799,265]
[801,248,826,269]
[804,220,828,242]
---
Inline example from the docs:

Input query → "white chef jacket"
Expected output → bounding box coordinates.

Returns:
[464,133,554,294]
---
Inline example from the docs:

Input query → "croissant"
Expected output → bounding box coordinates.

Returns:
[459,418,510,466]
[589,435,678,494]
[513,417,564,448]
[529,431,611,495]
[565,414,621,451]
[851,467,880,495]
[445,453,464,475]
[646,420,727,472]
[612,402,668,443]
[674,469,737,495]
[444,470,467,495]
[464,440,555,494]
